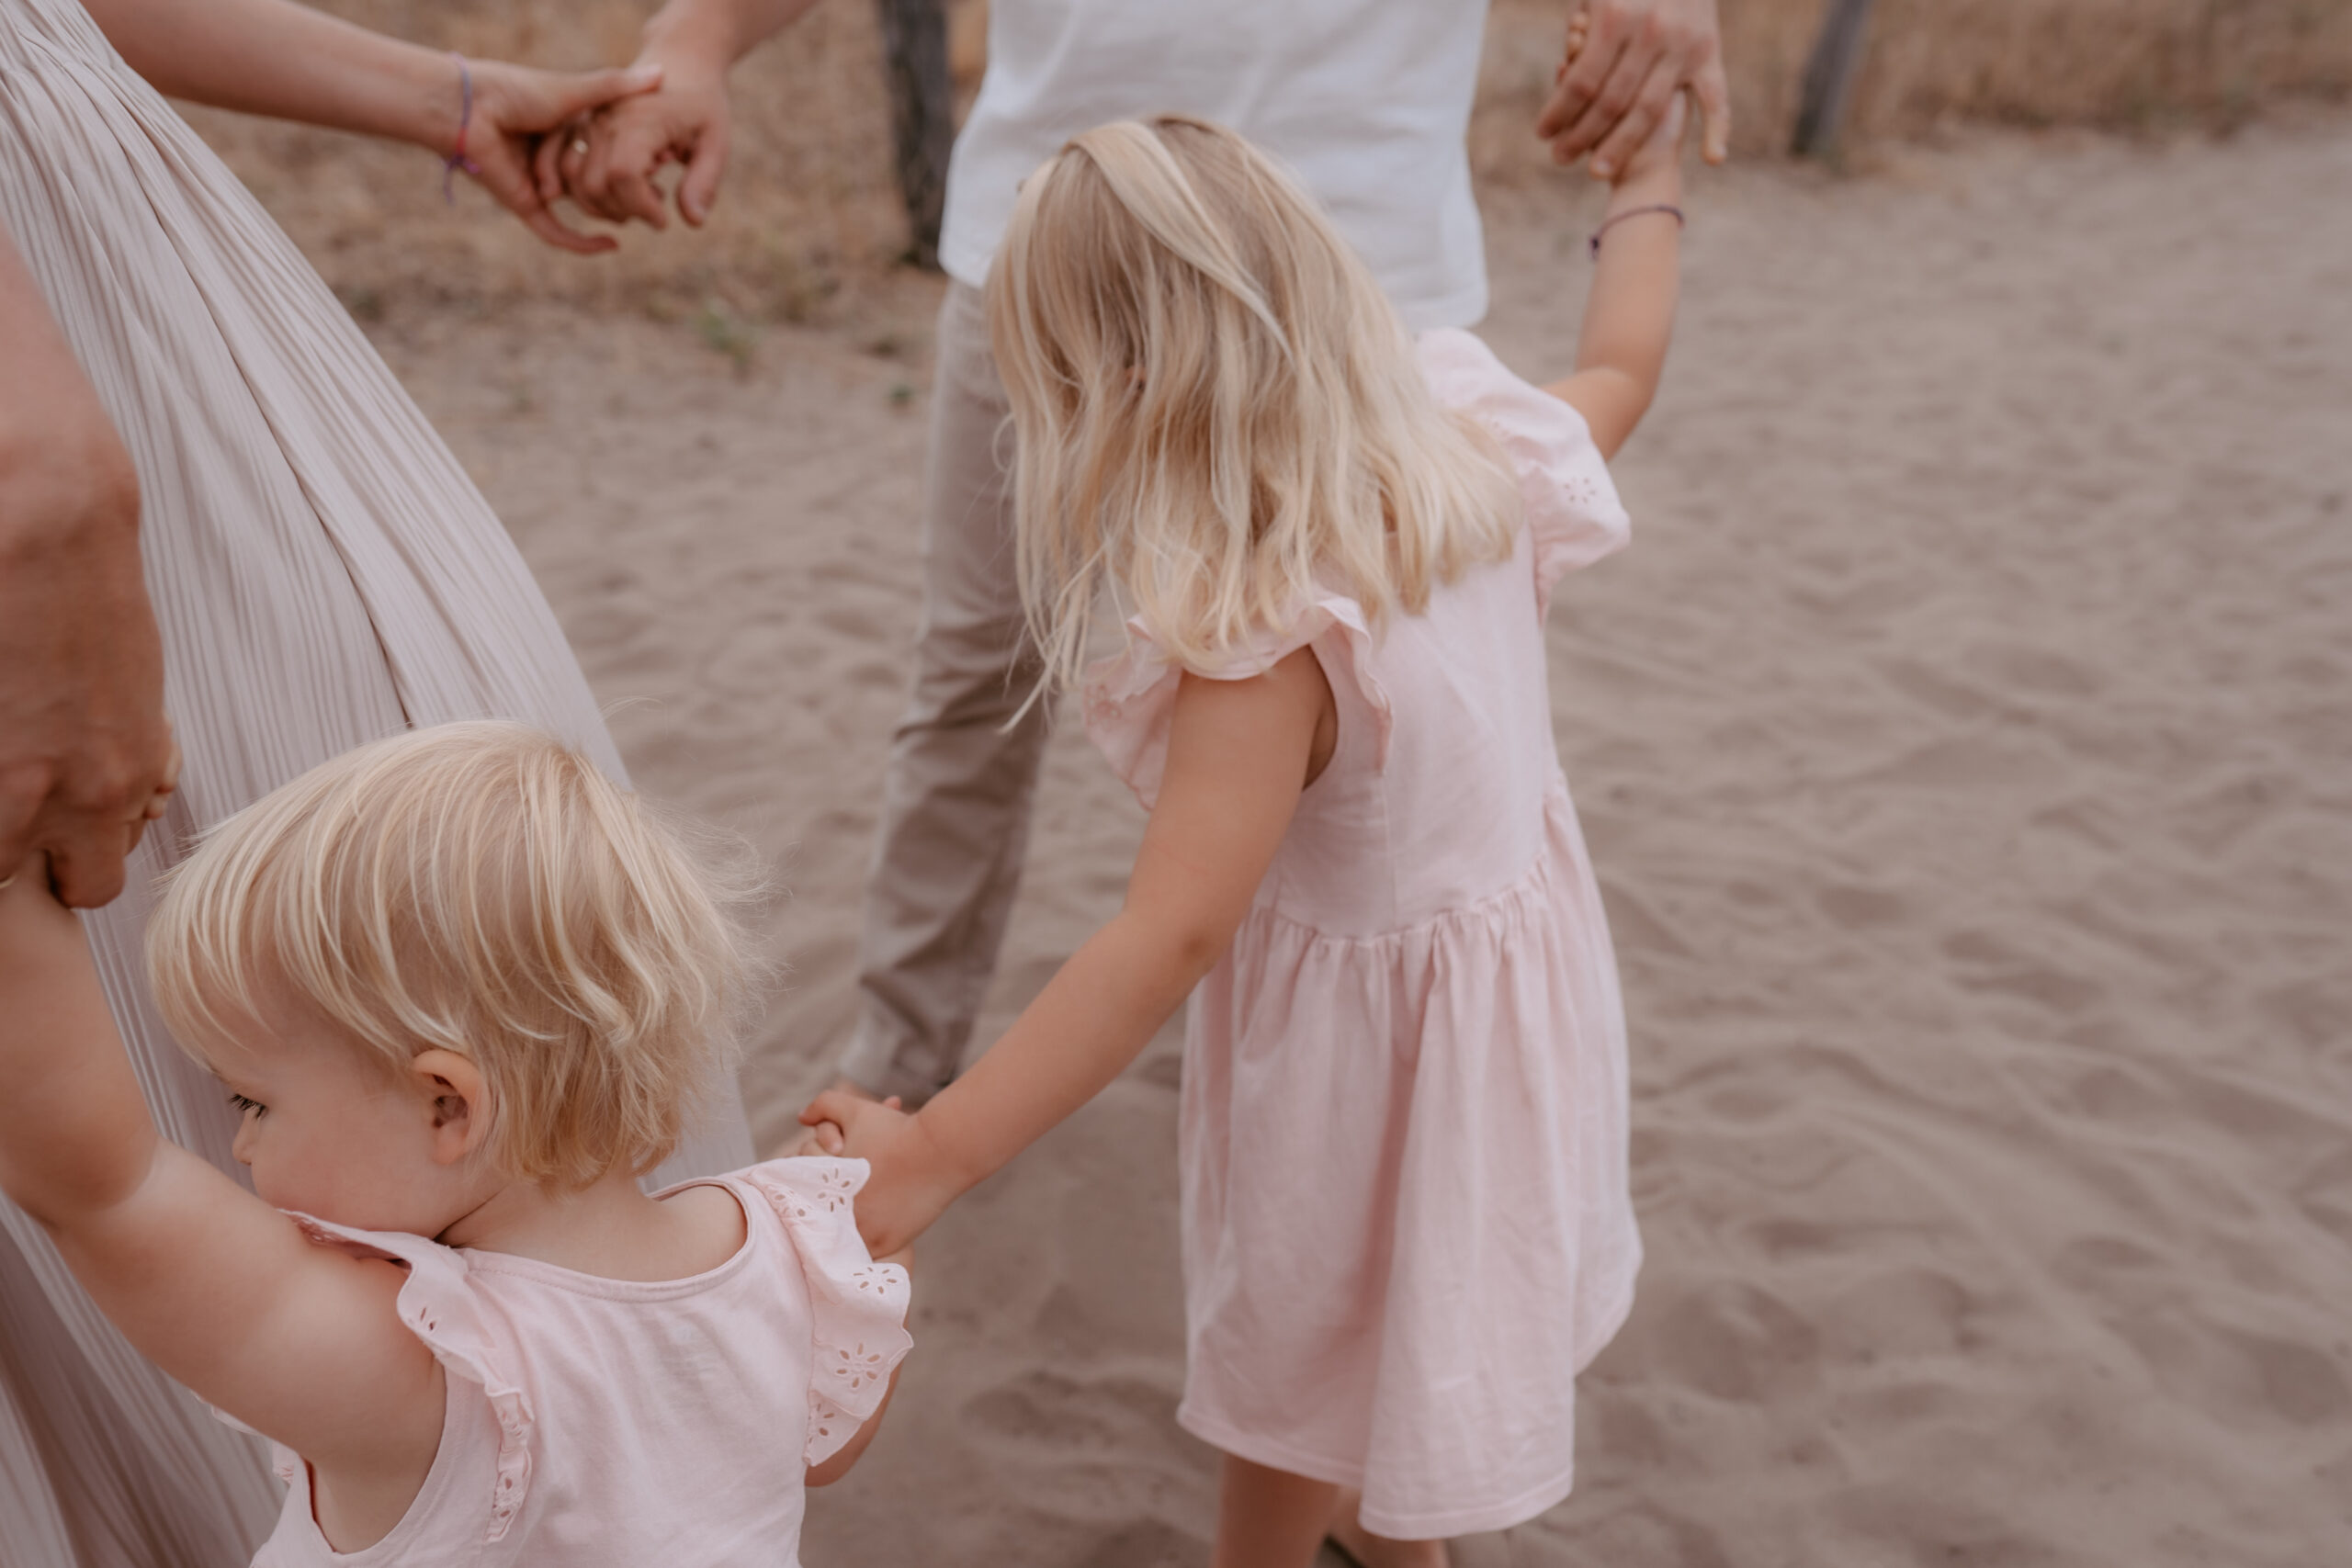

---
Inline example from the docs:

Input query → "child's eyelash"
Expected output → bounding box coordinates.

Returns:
[227,1093,266,1117]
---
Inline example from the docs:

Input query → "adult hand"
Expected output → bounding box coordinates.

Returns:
[535,61,733,232]
[1,227,173,908]
[0,430,172,908]
[456,59,667,254]
[1538,0,1729,178]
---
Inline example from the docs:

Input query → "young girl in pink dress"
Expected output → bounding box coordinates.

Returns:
[807,94,1684,1565]
[0,722,910,1565]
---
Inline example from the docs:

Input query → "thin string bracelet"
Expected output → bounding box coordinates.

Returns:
[1589,203,1685,259]
[442,53,481,204]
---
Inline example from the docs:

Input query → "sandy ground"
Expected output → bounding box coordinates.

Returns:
[353,118,2352,1564]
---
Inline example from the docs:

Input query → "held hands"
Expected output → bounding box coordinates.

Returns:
[533,61,733,232]
[451,59,668,254]
[1539,0,1727,178]
[797,1090,965,1258]
[1611,78,1690,190]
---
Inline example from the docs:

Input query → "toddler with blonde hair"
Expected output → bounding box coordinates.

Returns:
[805,101,1686,1566]
[0,721,908,1565]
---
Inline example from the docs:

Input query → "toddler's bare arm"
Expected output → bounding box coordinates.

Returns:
[0,871,445,1503]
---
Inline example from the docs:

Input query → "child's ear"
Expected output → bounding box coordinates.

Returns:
[409,1049,491,1166]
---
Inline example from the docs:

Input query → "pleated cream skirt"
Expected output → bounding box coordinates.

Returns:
[0,3,752,1561]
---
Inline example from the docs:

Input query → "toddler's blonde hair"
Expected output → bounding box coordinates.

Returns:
[148,722,758,1188]
[988,115,1521,693]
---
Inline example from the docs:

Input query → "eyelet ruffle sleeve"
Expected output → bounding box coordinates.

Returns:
[1081,593,1393,812]
[276,1213,537,1542]
[741,1158,913,1468]
[1416,327,1631,613]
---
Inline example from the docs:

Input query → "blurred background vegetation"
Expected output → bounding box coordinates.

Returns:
[182,0,2352,320]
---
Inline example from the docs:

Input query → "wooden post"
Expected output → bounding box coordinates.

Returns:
[876,0,956,269]
[1791,0,1877,160]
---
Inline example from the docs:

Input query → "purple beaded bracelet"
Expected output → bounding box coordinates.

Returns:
[441,53,481,204]
[1589,203,1685,259]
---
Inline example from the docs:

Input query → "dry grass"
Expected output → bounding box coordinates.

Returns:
[185,0,2352,315]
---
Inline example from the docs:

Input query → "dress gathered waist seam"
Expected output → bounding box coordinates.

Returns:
[1246,771,1575,948]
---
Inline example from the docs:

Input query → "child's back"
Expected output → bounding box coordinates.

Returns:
[1080,326,1641,1538]
[246,1159,901,1566]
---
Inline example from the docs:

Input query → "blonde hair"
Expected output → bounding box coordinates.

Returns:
[988,116,1521,692]
[148,722,759,1188]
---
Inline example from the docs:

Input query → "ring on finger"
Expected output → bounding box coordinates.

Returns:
[571,137,591,156]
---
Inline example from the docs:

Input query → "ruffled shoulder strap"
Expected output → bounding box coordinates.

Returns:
[277,1213,537,1542]
[1417,327,1631,613]
[737,1158,913,1467]
[1080,593,1393,810]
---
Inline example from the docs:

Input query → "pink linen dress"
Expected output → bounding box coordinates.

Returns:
[1083,330,1643,1539]
[221,1157,910,1567]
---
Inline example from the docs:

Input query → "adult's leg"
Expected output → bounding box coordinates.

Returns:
[1216,1452,1342,1568]
[839,281,1051,1106]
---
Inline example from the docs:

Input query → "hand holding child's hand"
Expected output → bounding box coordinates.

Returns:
[784,1089,902,1156]
[798,1089,962,1258]
[458,59,667,254]
[535,62,732,232]
[1539,0,1728,176]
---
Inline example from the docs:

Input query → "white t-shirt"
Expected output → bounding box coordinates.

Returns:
[938,0,1493,331]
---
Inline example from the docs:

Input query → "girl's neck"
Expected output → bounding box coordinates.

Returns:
[436,1168,748,1282]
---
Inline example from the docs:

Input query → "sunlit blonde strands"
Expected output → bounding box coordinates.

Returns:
[988,116,1521,693]
[147,723,761,1187]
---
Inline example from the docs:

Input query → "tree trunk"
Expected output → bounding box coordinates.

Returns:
[1791,0,1877,160]
[876,0,956,269]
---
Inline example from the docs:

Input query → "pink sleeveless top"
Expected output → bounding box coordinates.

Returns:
[228,1157,910,1567]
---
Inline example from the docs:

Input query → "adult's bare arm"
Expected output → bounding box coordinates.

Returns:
[0,224,170,908]
[1538,0,1729,177]
[78,0,666,254]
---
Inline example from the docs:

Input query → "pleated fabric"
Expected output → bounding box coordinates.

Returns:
[0,3,752,1562]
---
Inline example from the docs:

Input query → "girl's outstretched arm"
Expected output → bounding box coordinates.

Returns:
[805,650,1332,1256]
[1544,94,1688,459]
[0,871,445,1522]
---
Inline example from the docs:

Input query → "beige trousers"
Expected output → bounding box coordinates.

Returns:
[840,282,1053,1104]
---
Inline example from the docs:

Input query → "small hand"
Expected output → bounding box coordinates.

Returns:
[536,63,733,232]
[1611,84,1689,187]
[799,1090,959,1258]
[779,1123,841,1156]
[1537,0,1729,178]
[786,1087,899,1157]
[458,58,667,254]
